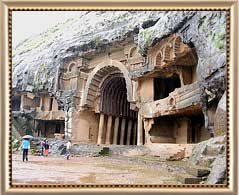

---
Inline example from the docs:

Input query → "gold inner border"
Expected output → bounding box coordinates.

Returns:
[3,6,233,190]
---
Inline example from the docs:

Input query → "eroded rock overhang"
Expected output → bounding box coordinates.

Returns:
[12,11,226,94]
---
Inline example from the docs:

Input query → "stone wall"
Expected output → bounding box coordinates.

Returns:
[71,110,99,143]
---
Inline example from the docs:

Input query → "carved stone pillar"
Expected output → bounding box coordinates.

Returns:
[20,95,24,111]
[126,120,132,145]
[120,118,126,145]
[132,121,137,145]
[64,96,73,140]
[113,117,119,144]
[137,113,143,145]
[97,113,105,144]
[144,118,154,144]
[105,115,112,144]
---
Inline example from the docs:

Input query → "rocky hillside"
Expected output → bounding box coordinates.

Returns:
[13,11,227,96]
[188,136,227,184]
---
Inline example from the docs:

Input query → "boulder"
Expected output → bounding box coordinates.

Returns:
[188,136,226,168]
[206,155,227,184]
[188,136,227,184]
[48,139,67,155]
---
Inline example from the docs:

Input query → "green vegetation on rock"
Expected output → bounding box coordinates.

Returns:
[12,138,21,152]
[91,36,102,46]
[138,28,155,55]
[210,31,225,50]
[30,149,37,155]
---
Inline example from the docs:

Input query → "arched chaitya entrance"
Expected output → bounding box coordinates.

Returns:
[81,60,138,145]
[97,73,137,145]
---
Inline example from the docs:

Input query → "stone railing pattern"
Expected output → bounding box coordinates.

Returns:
[127,56,145,71]
[148,34,191,69]
[130,34,194,79]
[142,82,201,118]
[61,71,80,80]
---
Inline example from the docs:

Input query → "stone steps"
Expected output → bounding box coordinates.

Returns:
[185,165,210,177]
[176,173,203,184]
[176,164,210,184]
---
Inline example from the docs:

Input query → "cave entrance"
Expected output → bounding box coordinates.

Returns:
[188,112,209,143]
[149,111,207,144]
[12,95,21,111]
[149,116,177,143]
[97,74,137,145]
[35,120,65,138]
[154,73,181,101]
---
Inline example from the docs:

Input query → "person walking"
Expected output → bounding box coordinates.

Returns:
[40,140,45,157]
[44,140,50,157]
[21,138,30,162]
[65,140,72,160]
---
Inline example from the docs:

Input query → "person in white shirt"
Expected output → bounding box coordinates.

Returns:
[65,140,72,160]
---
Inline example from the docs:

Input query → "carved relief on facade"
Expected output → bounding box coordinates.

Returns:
[59,58,88,91]
[147,33,197,70]
[126,46,144,72]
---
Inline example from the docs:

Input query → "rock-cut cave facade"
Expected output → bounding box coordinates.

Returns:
[12,27,227,145]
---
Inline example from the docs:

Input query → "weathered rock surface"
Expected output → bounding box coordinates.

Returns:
[48,139,67,155]
[71,144,103,157]
[189,136,226,165]
[145,144,194,160]
[214,91,227,136]
[108,145,149,156]
[12,122,21,140]
[206,155,227,184]
[13,11,162,92]
[186,166,210,177]
[188,135,227,184]
[13,11,227,99]
[71,144,149,157]
[176,172,203,184]
[12,113,35,136]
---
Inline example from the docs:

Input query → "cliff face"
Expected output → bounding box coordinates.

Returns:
[12,10,227,97]
[12,11,162,92]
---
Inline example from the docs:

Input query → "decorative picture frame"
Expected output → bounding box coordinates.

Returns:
[0,0,238,194]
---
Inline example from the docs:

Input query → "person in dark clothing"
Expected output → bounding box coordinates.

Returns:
[40,140,45,156]
[44,140,49,157]
[23,149,28,161]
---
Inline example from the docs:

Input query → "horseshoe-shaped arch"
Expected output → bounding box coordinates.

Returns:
[81,60,133,108]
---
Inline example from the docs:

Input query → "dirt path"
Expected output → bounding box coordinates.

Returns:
[12,154,181,185]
